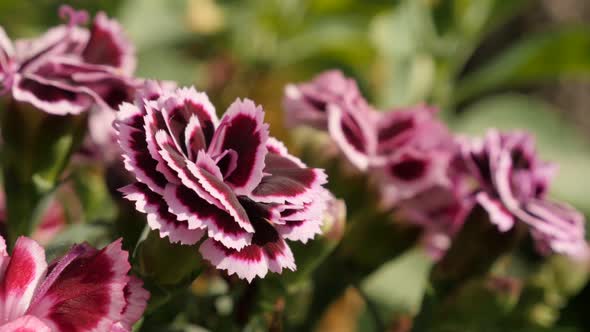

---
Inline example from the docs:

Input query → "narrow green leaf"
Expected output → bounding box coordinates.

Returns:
[455,26,590,103]
[361,247,433,315]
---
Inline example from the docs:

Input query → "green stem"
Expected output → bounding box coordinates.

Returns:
[355,282,386,331]
[411,288,436,332]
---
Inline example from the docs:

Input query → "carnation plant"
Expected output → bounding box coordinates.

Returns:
[0,2,589,332]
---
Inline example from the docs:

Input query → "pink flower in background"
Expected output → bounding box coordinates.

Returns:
[80,80,177,163]
[462,130,589,259]
[283,70,375,170]
[0,236,148,332]
[284,70,471,259]
[117,85,329,282]
[0,5,136,115]
[396,183,474,261]
[373,106,458,205]
[283,70,458,189]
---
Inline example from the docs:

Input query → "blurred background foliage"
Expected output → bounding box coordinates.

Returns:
[2,0,590,331]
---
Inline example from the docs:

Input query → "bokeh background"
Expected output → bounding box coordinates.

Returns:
[2,0,590,331]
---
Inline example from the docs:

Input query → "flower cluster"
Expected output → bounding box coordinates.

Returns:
[0,6,136,115]
[0,236,148,332]
[284,70,588,260]
[116,82,329,282]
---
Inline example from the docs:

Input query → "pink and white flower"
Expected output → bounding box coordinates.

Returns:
[0,5,136,115]
[0,236,148,332]
[462,130,589,259]
[116,85,329,282]
[283,70,376,170]
[284,70,470,259]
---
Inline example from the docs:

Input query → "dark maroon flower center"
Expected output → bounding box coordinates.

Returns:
[390,157,427,181]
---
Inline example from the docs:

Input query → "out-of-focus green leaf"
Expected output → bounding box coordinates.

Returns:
[433,0,531,39]
[136,48,203,85]
[118,0,191,50]
[361,247,432,315]
[32,114,87,192]
[72,166,117,223]
[44,223,112,261]
[431,277,522,330]
[455,27,590,103]
[370,0,437,108]
[278,19,374,67]
[453,94,590,213]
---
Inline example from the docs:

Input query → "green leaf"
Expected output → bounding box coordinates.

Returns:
[455,26,590,103]
[452,94,590,213]
[44,223,112,261]
[72,166,117,223]
[118,0,191,50]
[31,114,87,192]
[369,0,437,108]
[361,247,432,315]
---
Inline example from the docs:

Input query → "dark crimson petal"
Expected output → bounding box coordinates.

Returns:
[144,104,182,183]
[117,103,168,193]
[282,70,366,129]
[27,240,130,332]
[374,106,437,155]
[82,12,135,75]
[184,115,207,161]
[162,87,218,156]
[276,197,326,243]
[15,25,88,72]
[389,156,429,182]
[176,87,218,146]
[164,184,252,250]
[214,149,238,179]
[188,156,254,233]
[251,167,327,205]
[12,74,94,115]
[121,182,205,245]
[199,237,295,283]
[515,199,589,259]
[83,75,136,111]
[379,149,451,205]
[119,276,149,330]
[208,99,268,195]
[199,239,266,282]
[327,104,374,170]
[0,237,47,322]
[265,138,306,168]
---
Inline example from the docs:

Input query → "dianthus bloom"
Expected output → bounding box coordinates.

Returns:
[117,83,329,282]
[462,130,588,259]
[0,236,148,331]
[284,70,470,259]
[284,70,458,202]
[0,5,136,115]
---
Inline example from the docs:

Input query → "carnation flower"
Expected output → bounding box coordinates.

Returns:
[372,106,458,205]
[284,71,468,249]
[0,5,136,115]
[116,84,329,282]
[462,130,589,259]
[0,236,148,331]
[284,70,458,200]
[283,70,375,170]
